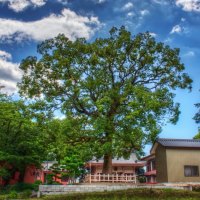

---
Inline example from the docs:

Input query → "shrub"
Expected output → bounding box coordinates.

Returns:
[138,176,146,183]
[19,189,32,199]
[192,185,200,192]
[9,183,34,192]
[33,180,43,191]
[7,190,18,199]
[52,181,62,185]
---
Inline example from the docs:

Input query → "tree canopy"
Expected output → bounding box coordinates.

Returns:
[0,91,48,183]
[19,26,192,174]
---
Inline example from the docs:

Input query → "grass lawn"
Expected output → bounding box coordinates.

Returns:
[36,188,200,200]
[1,188,200,199]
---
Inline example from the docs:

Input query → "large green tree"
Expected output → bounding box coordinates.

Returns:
[0,91,47,184]
[19,26,192,174]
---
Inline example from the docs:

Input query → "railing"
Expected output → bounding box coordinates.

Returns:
[85,174,137,184]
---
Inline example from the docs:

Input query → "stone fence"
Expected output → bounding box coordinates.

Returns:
[38,184,191,197]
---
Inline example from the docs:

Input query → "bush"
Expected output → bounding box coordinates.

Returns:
[192,185,200,192]
[19,189,32,199]
[33,180,43,191]
[138,176,146,183]
[9,183,34,192]
[7,190,18,199]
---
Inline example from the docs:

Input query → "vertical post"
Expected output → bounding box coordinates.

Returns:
[108,174,109,182]
[89,173,91,184]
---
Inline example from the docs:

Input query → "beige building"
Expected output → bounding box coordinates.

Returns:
[85,153,145,183]
[143,138,200,183]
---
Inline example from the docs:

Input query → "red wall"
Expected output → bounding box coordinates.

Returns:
[0,165,68,185]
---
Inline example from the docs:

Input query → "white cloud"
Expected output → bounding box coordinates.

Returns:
[176,0,200,12]
[0,50,21,94]
[170,24,182,34]
[140,9,150,16]
[0,0,47,12]
[57,0,68,5]
[184,51,195,57]
[149,32,157,37]
[181,17,186,22]
[30,0,46,7]
[122,2,133,11]
[127,12,135,17]
[0,50,12,60]
[152,0,168,5]
[0,8,101,42]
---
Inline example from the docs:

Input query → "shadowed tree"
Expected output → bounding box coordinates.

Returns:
[18,26,192,174]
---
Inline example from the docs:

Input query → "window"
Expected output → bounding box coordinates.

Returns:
[184,166,199,177]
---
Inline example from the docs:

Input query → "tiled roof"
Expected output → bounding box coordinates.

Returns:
[89,153,145,165]
[157,138,200,148]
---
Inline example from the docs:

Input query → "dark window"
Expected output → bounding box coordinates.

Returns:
[184,166,199,177]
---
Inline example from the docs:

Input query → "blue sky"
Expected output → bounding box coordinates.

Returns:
[0,0,199,153]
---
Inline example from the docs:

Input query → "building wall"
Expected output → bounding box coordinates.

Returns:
[155,144,168,183]
[166,148,200,182]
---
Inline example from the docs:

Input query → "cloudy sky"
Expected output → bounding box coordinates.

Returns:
[0,0,199,147]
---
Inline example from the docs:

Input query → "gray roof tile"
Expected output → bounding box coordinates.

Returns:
[157,138,200,148]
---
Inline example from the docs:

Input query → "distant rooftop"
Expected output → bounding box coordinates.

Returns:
[88,153,145,165]
[156,138,200,148]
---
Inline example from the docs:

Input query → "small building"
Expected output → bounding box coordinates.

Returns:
[141,154,156,183]
[0,161,69,185]
[85,153,145,183]
[143,138,200,183]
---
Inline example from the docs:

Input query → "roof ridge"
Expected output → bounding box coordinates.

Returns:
[157,138,200,141]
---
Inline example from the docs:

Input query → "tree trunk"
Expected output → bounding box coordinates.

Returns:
[102,154,112,174]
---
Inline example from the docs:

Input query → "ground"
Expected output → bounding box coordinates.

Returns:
[1,188,200,200]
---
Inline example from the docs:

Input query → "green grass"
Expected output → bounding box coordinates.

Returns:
[1,188,200,199]
[38,188,200,200]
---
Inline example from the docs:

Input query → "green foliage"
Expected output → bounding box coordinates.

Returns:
[0,168,11,181]
[193,130,200,139]
[194,103,200,124]
[33,180,42,191]
[7,190,18,199]
[193,101,200,139]
[45,174,55,185]
[18,189,32,198]
[9,183,35,191]
[0,91,48,184]
[60,150,85,178]
[18,26,192,172]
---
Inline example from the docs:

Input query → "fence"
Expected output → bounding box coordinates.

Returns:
[85,174,137,183]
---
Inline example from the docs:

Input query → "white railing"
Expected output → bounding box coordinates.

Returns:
[85,174,137,184]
